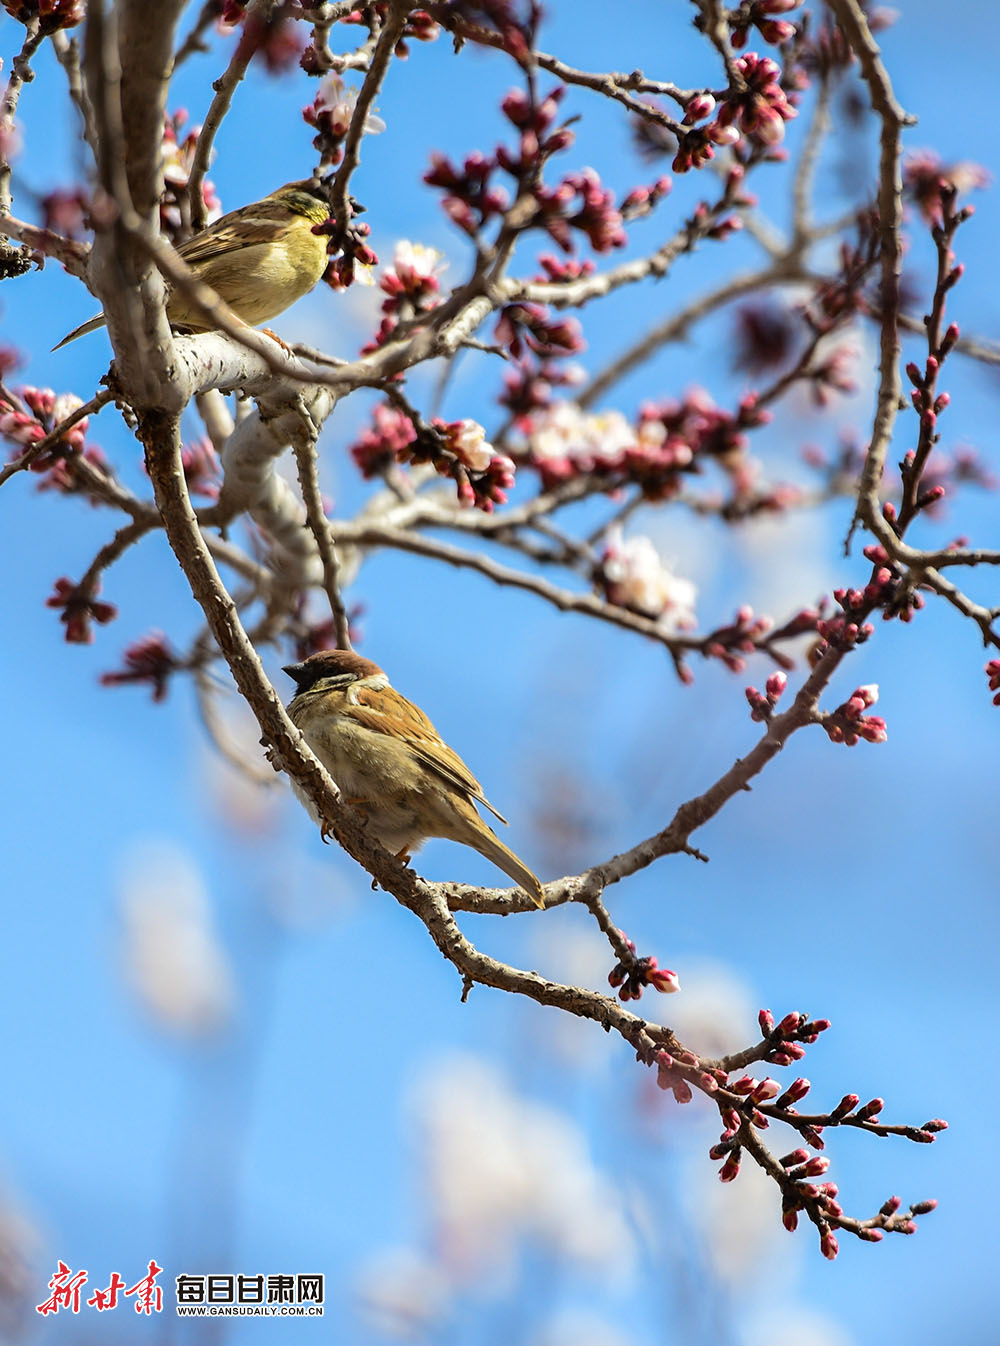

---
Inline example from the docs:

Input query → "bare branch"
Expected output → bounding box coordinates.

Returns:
[826,0,910,547]
[328,1,407,228]
[188,0,278,232]
[290,403,354,650]
[0,15,43,218]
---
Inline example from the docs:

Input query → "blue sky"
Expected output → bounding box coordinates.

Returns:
[1,2,998,1342]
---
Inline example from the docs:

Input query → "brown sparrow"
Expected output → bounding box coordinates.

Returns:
[283,650,545,907]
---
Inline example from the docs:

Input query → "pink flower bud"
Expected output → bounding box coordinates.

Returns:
[719,1153,741,1182]
[649,966,680,994]
[775,1012,802,1037]
[776,1078,811,1107]
[684,93,717,123]
[766,671,787,700]
[857,1097,884,1121]
[803,1155,830,1177]
[831,1093,859,1120]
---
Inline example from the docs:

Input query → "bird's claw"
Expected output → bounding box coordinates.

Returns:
[261,327,293,355]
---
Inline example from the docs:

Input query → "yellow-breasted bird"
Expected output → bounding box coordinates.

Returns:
[53,180,331,349]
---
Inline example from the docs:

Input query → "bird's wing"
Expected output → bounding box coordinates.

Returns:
[178,199,298,269]
[348,684,509,825]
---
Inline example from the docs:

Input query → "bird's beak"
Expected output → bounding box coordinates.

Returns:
[282,661,305,680]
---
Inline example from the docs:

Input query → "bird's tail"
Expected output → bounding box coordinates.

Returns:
[467,826,545,908]
[52,313,105,351]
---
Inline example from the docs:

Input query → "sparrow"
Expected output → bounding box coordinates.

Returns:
[283,650,546,908]
[53,180,331,349]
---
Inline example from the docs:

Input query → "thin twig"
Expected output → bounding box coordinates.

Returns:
[188,0,278,232]
[328,1,407,227]
[0,15,43,217]
[580,263,799,409]
[290,408,353,650]
[0,209,89,278]
[826,0,910,548]
[51,29,97,154]
[174,0,225,68]
[0,388,116,488]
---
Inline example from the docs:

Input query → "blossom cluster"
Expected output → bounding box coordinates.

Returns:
[745,670,788,721]
[0,385,108,495]
[813,585,877,656]
[597,526,697,633]
[619,174,673,221]
[426,84,626,255]
[303,73,386,168]
[649,52,799,174]
[38,186,90,241]
[46,577,117,645]
[903,150,989,226]
[511,389,769,501]
[100,633,179,702]
[703,604,780,674]
[349,405,515,511]
[858,543,927,622]
[314,210,378,291]
[607,933,679,1001]
[822,683,887,746]
[363,239,445,351]
[726,0,801,48]
[179,436,222,499]
[297,85,380,290]
[986,659,1000,707]
[1,0,82,32]
[0,386,87,454]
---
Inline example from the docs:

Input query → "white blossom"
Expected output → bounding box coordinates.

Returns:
[528,402,636,465]
[452,418,493,471]
[413,1055,636,1286]
[601,525,697,632]
[391,239,444,283]
[315,75,386,137]
[118,841,235,1035]
[355,1248,450,1340]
